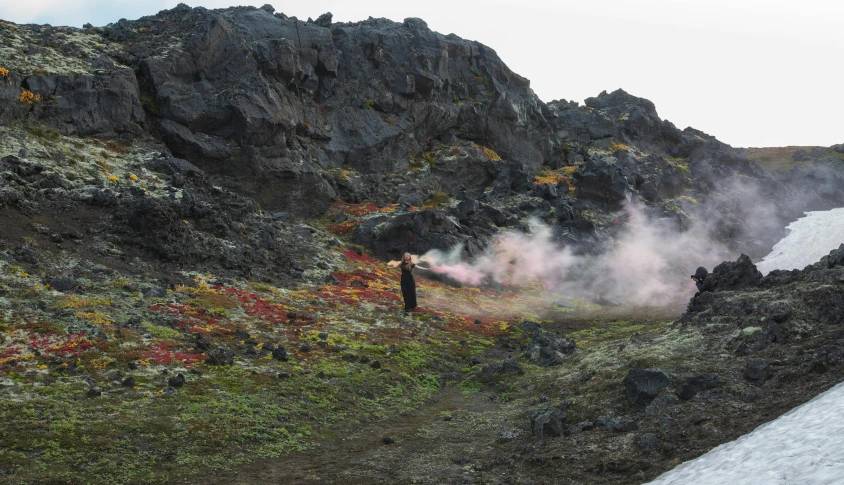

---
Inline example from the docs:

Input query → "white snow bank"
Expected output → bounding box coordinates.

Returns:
[756,207,844,275]
[647,380,844,484]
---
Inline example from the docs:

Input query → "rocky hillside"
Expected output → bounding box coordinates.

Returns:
[1,3,844,485]
[3,4,843,262]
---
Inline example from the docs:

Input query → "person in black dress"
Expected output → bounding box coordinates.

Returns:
[391,252,417,314]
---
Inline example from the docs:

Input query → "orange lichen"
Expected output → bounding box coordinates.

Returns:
[19,90,42,105]
[476,144,502,161]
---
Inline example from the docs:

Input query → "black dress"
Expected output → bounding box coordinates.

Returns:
[400,262,417,312]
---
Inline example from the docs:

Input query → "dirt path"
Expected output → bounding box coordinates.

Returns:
[197,386,505,485]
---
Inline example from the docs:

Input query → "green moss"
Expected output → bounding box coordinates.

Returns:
[140,321,181,339]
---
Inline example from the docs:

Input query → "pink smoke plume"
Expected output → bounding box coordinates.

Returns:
[421,203,733,307]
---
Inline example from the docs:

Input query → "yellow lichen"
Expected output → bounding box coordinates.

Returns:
[19,90,42,104]
[476,144,501,161]
[610,141,631,151]
[534,166,577,192]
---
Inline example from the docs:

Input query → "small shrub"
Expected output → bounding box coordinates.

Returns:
[364,99,375,110]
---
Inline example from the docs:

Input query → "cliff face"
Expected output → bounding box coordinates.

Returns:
[1,5,560,217]
[0,3,842,258]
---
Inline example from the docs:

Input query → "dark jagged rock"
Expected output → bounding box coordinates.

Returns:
[572,158,635,208]
[531,407,566,437]
[87,5,557,216]
[46,278,79,292]
[272,346,289,362]
[168,373,186,388]
[678,373,719,400]
[205,348,235,366]
[354,209,469,261]
[523,331,576,367]
[623,368,671,408]
[744,359,770,382]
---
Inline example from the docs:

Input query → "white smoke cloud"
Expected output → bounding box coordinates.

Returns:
[421,202,733,308]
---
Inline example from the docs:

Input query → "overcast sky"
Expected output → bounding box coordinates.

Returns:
[2,0,842,148]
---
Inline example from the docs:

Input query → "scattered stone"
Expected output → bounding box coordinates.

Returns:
[597,414,638,433]
[646,394,680,413]
[370,360,382,369]
[168,373,186,388]
[143,287,168,298]
[690,413,711,425]
[624,368,671,408]
[359,356,372,364]
[46,278,79,292]
[87,386,102,398]
[760,301,792,323]
[634,433,659,450]
[744,359,770,382]
[565,421,594,435]
[127,362,138,370]
[205,348,234,366]
[163,386,177,397]
[277,372,290,379]
[532,407,567,437]
[482,357,524,375]
[498,429,524,440]
[121,377,136,388]
[299,344,313,353]
[679,373,719,400]
[451,455,471,465]
[382,436,394,444]
[272,346,289,362]
[194,333,212,352]
[524,330,577,367]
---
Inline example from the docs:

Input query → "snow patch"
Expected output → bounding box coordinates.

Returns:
[756,208,844,275]
[647,380,844,484]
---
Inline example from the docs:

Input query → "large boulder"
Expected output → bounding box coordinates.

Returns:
[354,209,466,261]
[573,158,634,208]
[531,407,567,437]
[623,368,671,408]
[707,254,763,291]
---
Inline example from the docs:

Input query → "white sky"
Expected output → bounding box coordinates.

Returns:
[1,0,843,148]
